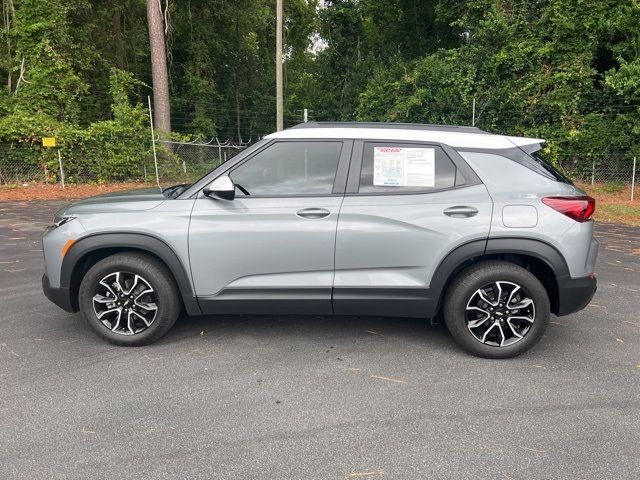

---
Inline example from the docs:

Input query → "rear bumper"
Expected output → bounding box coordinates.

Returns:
[42,274,76,313]
[555,274,597,316]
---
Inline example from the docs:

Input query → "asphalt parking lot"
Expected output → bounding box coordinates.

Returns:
[1,200,639,480]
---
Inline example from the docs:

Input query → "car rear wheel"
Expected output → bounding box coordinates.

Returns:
[443,261,550,358]
[78,253,181,346]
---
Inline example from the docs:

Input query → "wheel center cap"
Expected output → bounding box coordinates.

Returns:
[495,311,504,317]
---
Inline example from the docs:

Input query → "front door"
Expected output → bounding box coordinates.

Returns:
[189,140,349,315]
[333,140,493,317]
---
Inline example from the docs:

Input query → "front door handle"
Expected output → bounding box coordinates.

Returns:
[296,208,330,219]
[443,206,479,218]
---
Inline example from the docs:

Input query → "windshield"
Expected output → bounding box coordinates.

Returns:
[177,138,270,198]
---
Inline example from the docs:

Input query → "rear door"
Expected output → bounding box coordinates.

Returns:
[333,140,492,316]
[189,139,351,315]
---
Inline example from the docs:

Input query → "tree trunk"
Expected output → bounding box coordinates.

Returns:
[146,0,171,135]
[3,0,15,92]
[113,0,125,69]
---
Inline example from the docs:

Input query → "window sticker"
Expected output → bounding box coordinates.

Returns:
[373,147,435,187]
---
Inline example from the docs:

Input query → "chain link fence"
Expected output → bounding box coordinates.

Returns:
[0,139,249,187]
[557,154,638,199]
[0,142,155,185]
[156,139,249,184]
[0,141,636,200]
[0,143,50,184]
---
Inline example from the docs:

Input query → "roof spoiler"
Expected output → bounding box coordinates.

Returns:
[518,142,546,155]
[505,135,546,155]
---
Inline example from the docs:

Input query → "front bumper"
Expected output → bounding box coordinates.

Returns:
[42,274,76,313]
[555,274,597,316]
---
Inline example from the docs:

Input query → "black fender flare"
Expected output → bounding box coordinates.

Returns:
[426,237,568,317]
[425,239,486,317]
[484,237,569,277]
[61,233,201,315]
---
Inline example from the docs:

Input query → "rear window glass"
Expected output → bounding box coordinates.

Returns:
[529,150,573,184]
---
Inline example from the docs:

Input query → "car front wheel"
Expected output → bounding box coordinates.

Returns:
[443,261,550,359]
[78,253,181,346]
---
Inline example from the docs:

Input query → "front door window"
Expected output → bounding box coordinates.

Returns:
[230,141,343,196]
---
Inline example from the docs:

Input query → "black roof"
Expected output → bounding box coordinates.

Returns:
[289,121,487,134]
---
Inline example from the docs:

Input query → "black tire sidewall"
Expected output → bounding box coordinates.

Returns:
[78,253,181,346]
[443,261,550,359]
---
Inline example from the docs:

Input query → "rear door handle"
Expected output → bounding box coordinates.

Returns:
[443,206,479,218]
[296,208,331,219]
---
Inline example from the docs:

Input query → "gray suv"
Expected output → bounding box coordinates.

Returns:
[42,122,598,358]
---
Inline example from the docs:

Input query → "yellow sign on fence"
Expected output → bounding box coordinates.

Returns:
[42,137,57,147]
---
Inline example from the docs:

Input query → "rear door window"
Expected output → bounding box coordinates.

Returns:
[358,142,457,193]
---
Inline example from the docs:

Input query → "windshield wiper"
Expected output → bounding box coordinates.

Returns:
[235,184,250,196]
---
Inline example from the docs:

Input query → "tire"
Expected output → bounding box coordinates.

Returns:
[78,252,181,346]
[443,261,550,359]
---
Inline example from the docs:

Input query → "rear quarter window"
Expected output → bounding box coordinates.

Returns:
[458,147,573,184]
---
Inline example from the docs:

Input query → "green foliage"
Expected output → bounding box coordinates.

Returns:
[78,69,150,181]
[353,0,640,168]
[356,50,475,124]
[170,0,316,137]
[0,0,639,183]
[0,67,150,183]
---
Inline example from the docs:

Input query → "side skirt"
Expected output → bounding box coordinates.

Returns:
[197,287,333,315]
[332,287,436,318]
[197,287,436,318]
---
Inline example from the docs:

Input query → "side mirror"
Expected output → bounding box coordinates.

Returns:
[203,175,235,200]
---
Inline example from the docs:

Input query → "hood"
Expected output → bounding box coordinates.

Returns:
[55,187,166,217]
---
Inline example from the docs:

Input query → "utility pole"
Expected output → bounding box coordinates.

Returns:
[276,0,284,131]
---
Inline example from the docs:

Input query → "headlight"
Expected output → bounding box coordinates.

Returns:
[51,215,77,228]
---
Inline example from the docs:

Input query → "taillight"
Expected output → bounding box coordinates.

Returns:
[542,196,596,223]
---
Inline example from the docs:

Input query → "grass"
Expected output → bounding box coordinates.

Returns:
[594,203,640,226]
[577,182,640,227]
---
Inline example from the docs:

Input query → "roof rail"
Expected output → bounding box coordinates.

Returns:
[289,121,487,134]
